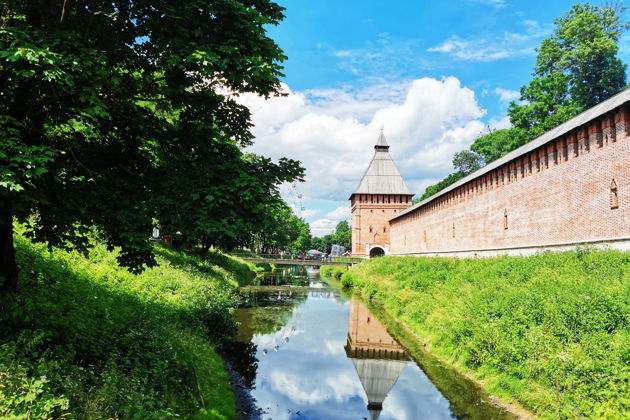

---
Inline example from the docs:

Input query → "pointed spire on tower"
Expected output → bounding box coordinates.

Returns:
[351,130,411,196]
[375,128,389,149]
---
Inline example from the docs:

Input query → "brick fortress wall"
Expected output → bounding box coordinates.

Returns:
[389,105,630,256]
[351,194,411,257]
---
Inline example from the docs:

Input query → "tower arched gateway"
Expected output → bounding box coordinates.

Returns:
[350,131,413,258]
[369,246,385,258]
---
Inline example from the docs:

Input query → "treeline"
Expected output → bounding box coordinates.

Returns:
[0,0,301,290]
[418,3,629,202]
[311,221,351,254]
[245,218,352,255]
[246,204,311,254]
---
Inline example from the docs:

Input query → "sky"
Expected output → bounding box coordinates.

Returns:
[242,0,630,237]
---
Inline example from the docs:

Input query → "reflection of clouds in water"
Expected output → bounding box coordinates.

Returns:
[325,371,366,402]
[269,370,327,404]
[253,328,305,349]
[324,339,346,356]
[247,291,457,420]
[252,297,367,419]
[269,369,364,405]
[380,364,456,420]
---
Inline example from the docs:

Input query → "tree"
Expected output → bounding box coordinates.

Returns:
[291,218,312,254]
[414,171,466,203]
[310,220,350,254]
[153,152,302,254]
[332,221,351,250]
[509,3,628,133]
[469,128,528,164]
[452,150,483,175]
[0,1,294,290]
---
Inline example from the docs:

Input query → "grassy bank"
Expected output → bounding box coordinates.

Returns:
[341,250,629,419]
[0,233,257,419]
[319,265,348,279]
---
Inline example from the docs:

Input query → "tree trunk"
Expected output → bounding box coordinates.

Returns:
[0,210,18,292]
[200,241,211,256]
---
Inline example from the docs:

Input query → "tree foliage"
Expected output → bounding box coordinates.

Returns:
[311,220,351,254]
[248,204,311,254]
[509,2,628,134]
[469,127,529,164]
[0,0,302,290]
[452,150,483,174]
[414,171,466,203]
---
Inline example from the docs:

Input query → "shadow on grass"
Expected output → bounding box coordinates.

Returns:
[153,244,257,286]
[0,238,238,419]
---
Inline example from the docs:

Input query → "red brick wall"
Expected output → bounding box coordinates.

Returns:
[351,194,412,257]
[389,107,630,254]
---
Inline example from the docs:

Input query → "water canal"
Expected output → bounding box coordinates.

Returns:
[225,265,517,420]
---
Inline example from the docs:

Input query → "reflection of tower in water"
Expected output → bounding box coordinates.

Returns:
[345,297,408,420]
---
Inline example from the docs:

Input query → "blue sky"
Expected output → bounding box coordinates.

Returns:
[243,0,630,236]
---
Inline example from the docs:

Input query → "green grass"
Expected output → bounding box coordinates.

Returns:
[341,250,630,419]
[319,265,348,279]
[0,234,256,419]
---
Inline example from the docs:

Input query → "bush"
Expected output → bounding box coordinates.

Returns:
[0,235,250,419]
[344,250,630,419]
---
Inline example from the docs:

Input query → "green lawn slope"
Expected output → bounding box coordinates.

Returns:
[341,250,629,419]
[0,234,257,419]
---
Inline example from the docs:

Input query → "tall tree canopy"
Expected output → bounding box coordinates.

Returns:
[0,0,303,290]
[419,2,628,201]
[509,2,628,136]
[247,203,311,254]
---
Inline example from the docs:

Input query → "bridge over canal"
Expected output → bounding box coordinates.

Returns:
[241,257,355,267]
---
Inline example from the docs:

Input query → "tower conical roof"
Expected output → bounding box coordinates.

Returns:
[352,132,411,196]
[350,358,407,420]
[375,131,389,147]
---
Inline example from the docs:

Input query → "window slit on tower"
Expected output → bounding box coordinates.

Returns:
[610,179,619,209]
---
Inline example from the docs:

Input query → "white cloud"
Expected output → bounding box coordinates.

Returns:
[300,208,320,219]
[493,87,520,103]
[428,20,550,61]
[241,77,490,232]
[310,218,338,237]
[489,115,512,130]
[303,206,352,237]
[325,206,350,220]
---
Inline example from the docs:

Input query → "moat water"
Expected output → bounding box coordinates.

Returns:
[225,265,516,420]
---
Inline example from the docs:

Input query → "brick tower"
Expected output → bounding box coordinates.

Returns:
[350,131,413,258]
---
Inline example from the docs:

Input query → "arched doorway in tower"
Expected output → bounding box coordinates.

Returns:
[369,247,385,258]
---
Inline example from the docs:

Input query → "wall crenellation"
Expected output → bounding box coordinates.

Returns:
[392,105,628,228]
